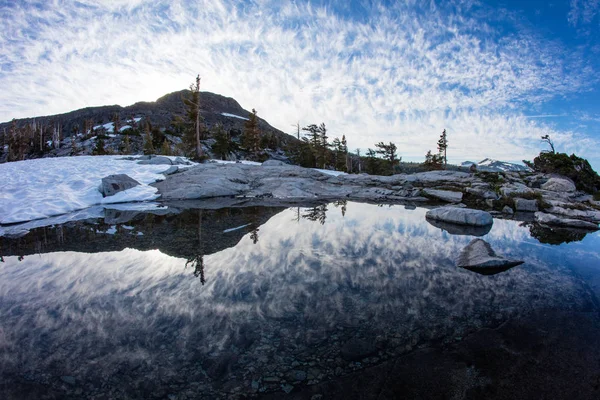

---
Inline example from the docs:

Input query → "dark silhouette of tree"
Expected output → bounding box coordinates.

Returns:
[302,204,328,225]
[243,109,261,157]
[186,210,206,285]
[183,75,205,159]
[423,149,443,170]
[541,134,555,153]
[437,129,448,168]
[375,141,399,175]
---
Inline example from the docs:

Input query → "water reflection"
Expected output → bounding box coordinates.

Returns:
[0,202,599,399]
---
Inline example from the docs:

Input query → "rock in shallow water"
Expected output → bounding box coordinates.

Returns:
[425,207,493,227]
[99,174,141,197]
[535,212,599,230]
[426,218,492,236]
[457,239,524,275]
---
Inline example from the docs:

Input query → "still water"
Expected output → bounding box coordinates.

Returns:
[1,202,600,399]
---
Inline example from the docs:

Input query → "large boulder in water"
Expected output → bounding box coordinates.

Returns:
[99,174,140,197]
[535,212,599,230]
[426,207,493,227]
[457,239,524,275]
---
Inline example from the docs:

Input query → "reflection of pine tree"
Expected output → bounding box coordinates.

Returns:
[302,204,328,225]
[185,210,206,285]
[334,200,347,217]
[186,255,206,285]
[250,228,259,244]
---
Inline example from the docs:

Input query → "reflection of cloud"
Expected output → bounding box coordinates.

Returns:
[1,202,598,396]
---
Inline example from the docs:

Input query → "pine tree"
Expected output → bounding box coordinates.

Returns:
[318,123,328,169]
[243,109,261,157]
[365,148,380,175]
[375,141,400,175]
[423,149,443,171]
[212,124,235,160]
[182,75,204,159]
[160,139,172,156]
[437,129,448,169]
[92,136,107,155]
[341,135,349,172]
[143,122,155,155]
[112,113,121,134]
[301,124,320,168]
[122,133,131,154]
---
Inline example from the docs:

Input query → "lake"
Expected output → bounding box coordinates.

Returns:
[1,201,600,399]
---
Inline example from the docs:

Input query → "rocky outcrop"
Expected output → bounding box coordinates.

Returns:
[541,177,576,192]
[457,239,524,274]
[422,189,463,203]
[513,198,538,212]
[99,174,140,197]
[425,207,493,227]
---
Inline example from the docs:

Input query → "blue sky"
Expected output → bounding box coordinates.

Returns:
[1,0,599,168]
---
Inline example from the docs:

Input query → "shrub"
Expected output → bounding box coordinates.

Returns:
[524,152,600,194]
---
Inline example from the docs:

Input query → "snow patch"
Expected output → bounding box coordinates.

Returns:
[0,156,192,225]
[223,223,252,233]
[221,112,249,121]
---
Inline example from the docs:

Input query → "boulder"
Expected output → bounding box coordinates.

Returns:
[535,212,599,230]
[465,187,500,200]
[513,198,538,212]
[99,174,141,197]
[161,166,179,175]
[425,207,493,227]
[500,182,533,197]
[262,159,288,167]
[502,206,514,214]
[137,156,173,165]
[457,239,524,275]
[422,189,463,203]
[541,177,576,192]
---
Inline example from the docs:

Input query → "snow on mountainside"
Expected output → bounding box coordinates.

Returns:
[461,158,529,172]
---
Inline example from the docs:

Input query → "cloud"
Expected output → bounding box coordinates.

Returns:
[568,0,600,26]
[0,0,599,166]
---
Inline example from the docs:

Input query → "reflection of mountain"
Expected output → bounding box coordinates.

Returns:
[0,202,599,399]
[0,206,285,260]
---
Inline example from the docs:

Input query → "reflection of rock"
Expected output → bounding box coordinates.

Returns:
[457,239,524,275]
[425,207,493,227]
[535,212,599,230]
[422,189,463,203]
[426,218,492,236]
[99,174,140,197]
[526,223,590,245]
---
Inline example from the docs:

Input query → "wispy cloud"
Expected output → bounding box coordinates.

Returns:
[0,0,598,166]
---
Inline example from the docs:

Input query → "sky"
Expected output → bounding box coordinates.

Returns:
[1,0,599,168]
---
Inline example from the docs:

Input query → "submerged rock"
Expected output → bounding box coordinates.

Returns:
[457,239,524,274]
[99,174,141,197]
[535,212,599,230]
[425,207,493,227]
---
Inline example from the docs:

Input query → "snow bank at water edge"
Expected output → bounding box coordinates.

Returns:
[0,156,194,225]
